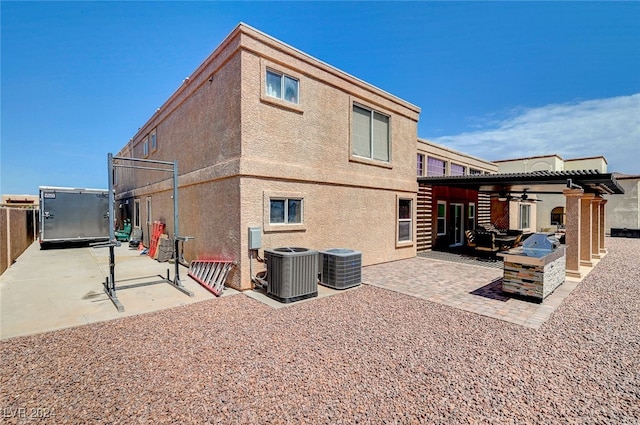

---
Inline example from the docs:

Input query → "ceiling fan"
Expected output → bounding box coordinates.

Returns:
[492,189,543,203]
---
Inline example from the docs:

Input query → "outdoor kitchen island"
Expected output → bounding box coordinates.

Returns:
[498,233,566,302]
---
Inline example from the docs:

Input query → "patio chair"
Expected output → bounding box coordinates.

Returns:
[465,230,476,248]
[474,232,499,253]
[115,219,132,242]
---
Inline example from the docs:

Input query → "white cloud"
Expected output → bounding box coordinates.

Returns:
[431,94,640,174]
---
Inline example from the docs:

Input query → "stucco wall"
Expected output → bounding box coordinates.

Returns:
[607,178,640,231]
[0,208,7,274]
[239,177,416,289]
[115,24,421,291]
[564,157,607,172]
[534,194,566,231]
[495,155,563,173]
[417,139,497,175]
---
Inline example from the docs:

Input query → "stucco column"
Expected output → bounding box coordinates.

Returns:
[591,197,602,260]
[580,193,595,267]
[599,199,607,255]
[563,188,583,278]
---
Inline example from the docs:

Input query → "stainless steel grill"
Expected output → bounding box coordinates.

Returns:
[522,233,560,258]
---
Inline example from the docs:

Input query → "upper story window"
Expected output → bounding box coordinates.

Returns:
[143,135,149,157]
[427,157,445,176]
[352,104,390,162]
[417,154,425,177]
[150,128,157,152]
[450,163,466,176]
[266,70,299,104]
[469,168,483,175]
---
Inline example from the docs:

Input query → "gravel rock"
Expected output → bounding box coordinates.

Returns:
[1,237,639,424]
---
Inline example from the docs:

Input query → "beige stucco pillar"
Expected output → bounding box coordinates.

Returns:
[591,195,603,260]
[599,199,607,255]
[563,188,583,278]
[580,193,595,267]
[591,197,602,260]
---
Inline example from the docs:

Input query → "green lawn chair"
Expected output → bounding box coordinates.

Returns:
[115,219,132,241]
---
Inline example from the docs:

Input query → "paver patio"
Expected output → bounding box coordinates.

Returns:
[362,254,585,329]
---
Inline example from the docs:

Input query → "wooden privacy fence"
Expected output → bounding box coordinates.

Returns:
[1,207,38,275]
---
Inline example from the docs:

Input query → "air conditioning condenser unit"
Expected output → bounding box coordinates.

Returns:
[264,247,318,303]
[320,248,362,290]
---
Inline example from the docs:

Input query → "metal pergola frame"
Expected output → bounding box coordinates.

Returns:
[93,153,194,312]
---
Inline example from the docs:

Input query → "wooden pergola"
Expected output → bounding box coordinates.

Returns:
[418,170,625,278]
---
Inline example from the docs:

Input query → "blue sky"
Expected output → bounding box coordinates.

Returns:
[2,1,639,195]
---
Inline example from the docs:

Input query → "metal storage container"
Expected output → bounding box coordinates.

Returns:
[39,186,110,246]
[264,247,318,303]
[320,248,362,290]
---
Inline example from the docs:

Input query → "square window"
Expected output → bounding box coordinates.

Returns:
[270,198,303,225]
[266,70,298,104]
[427,157,445,176]
[450,163,465,176]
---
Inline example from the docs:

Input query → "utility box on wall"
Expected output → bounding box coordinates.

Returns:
[248,227,262,249]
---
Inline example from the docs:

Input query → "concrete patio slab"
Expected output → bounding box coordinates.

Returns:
[0,242,237,340]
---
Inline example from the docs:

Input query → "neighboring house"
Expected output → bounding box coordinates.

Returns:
[1,194,39,209]
[416,139,497,251]
[115,23,420,290]
[608,174,640,232]
[492,155,635,234]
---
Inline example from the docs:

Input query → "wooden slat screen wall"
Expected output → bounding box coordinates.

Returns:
[477,192,491,227]
[417,184,433,252]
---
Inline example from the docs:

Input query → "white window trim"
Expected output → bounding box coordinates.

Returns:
[437,200,447,236]
[396,196,414,247]
[263,191,306,232]
[417,153,425,177]
[150,128,157,152]
[468,202,476,229]
[519,203,531,230]
[143,135,149,158]
[265,69,299,104]
[133,199,141,228]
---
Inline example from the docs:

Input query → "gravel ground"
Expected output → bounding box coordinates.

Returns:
[1,237,639,424]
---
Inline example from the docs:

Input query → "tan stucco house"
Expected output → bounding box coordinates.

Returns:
[115,23,420,290]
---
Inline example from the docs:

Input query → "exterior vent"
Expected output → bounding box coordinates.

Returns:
[264,247,318,303]
[320,248,362,290]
